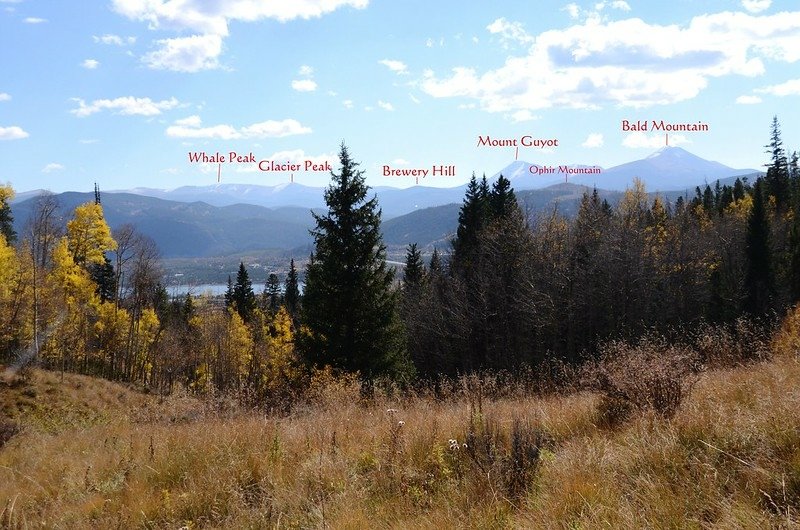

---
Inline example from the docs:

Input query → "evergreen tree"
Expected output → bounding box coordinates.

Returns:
[733,178,746,202]
[429,247,442,275]
[744,179,775,314]
[702,185,714,212]
[224,275,234,309]
[489,174,517,221]
[452,173,489,273]
[89,255,116,303]
[403,243,425,289]
[764,116,790,207]
[284,258,300,319]
[264,272,281,312]
[0,185,16,244]
[232,262,256,322]
[300,143,409,381]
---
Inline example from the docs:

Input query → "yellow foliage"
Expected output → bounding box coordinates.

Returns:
[261,307,302,394]
[66,202,117,266]
[94,302,129,359]
[725,194,753,220]
[0,234,25,349]
[51,237,98,309]
[227,310,253,381]
[135,309,160,380]
[772,304,800,358]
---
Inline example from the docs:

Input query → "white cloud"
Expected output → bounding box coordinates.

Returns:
[23,16,46,23]
[509,109,538,122]
[80,139,99,144]
[755,78,800,97]
[391,158,409,165]
[425,38,434,48]
[379,59,408,74]
[174,115,202,126]
[582,133,604,147]
[422,10,800,112]
[736,95,763,104]
[741,0,771,13]
[142,34,222,72]
[377,100,394,111]
[42,163,64,173]
[486,17,534,47]
[291,79,317,92]
[70,96,180,117]
[0,126,28,140]
[622,132,688,148]
[0,93,10,101]
[93,34,136,46]
[610,1,631,11]
[112,0,368,72]
[409,94,420,104]
[298,64,313,76]
[166,116,311,139]
[342,99,354,109]
[564,3,580,18]
[81,59,99,69]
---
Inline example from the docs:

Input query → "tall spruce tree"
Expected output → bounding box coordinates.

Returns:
[765,116,790,208]
[89,255,116,303]
[452,173,489,273]
[489,174,516,221]
[264,273,281,312]
[744,179,775,314]
[403,243,426,289]
[232,262,256,322]
[284,258,300,319]
[300,143,409,381]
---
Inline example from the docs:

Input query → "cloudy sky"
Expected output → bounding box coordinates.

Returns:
[2,0,799,192]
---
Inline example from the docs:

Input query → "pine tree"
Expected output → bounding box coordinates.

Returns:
[89,255,116,303]
[264,272,281,312]
[284,258,300,319]
[429,247,442,275]
[744,179,775,314]
[224,275,234,309]
[403,243,425,289]
[764,116,790,208]
[489,174,517,221]
[300,143,409,381]
[452,173,489,273]
[733,178,746,202]
[232,262,256,322]
[0,185,16,244]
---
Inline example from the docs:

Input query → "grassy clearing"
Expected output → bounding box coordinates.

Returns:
[1,352,799,528]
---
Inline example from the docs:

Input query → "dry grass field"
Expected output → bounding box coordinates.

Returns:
[1,340,799,529]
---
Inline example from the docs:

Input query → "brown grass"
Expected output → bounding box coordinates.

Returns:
[1,351,799,528]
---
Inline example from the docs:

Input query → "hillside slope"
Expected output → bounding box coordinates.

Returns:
[1,352,798,528]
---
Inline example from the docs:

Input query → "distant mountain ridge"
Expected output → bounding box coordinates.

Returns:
[496,146,758,192]
[11,147,762,258]
[89,146,758,218]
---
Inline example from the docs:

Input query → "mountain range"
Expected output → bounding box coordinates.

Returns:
[95,146,757,219]
[10,147,761,258]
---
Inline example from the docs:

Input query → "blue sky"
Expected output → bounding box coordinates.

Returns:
[1,0,799,193]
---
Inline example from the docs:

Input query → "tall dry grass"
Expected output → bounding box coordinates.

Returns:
[1,313,799,528]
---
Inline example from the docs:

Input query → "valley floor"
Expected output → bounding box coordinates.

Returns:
[1,353,799,529]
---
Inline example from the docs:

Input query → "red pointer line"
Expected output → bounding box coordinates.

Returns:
[217,163,221,183]
[515,146,519,160]
[666,133,669,146]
